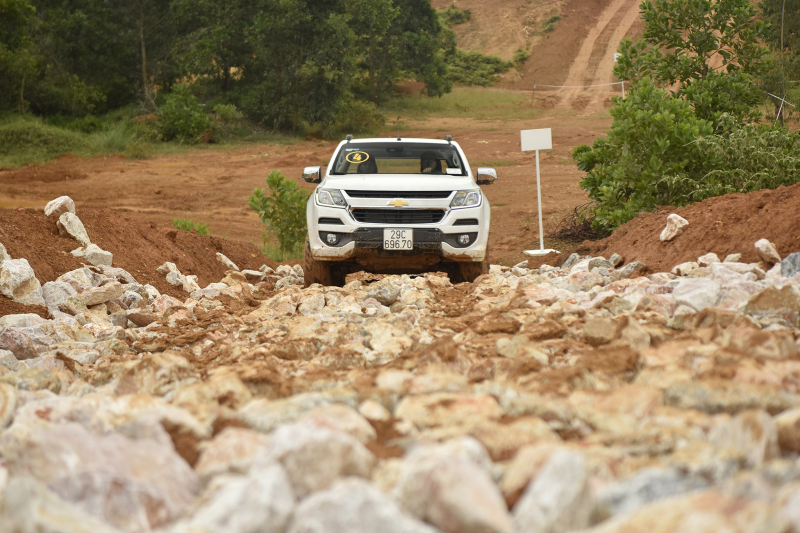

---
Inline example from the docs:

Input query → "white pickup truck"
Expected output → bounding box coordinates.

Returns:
[302,135,496,286]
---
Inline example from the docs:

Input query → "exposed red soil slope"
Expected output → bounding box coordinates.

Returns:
[0,207,276,313]
[527,183,800,272]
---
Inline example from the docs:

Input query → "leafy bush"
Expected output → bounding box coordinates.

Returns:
[158,85,212,143]
[172,218,211,235]
[448,50,513,87]
[211,103,247,141]
[573,79,715,235]
[669,124,800,202]
[439,4,471,26]
[248,170,310,254]
[513,48,531,68]
[318,100,386,138]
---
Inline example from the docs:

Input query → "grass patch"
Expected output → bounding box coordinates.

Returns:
[492,202,507,206]
[172,217,211,235]
[0,118,91,167]
[259,241,304,262]
[380,87,540,121]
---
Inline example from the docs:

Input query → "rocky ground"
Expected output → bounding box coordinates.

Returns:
[1,196,800,533]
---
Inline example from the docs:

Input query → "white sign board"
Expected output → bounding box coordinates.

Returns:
[520,128,552,152]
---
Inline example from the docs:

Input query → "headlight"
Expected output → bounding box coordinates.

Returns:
[316,189,347,207]
[450,190,481,209]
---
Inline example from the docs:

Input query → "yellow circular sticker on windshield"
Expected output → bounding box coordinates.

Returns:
[345,151,369,164]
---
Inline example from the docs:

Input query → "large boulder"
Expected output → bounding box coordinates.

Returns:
[71,244,113,267]
[57,212,91,247]
[0,420,200,532]
[512,449,595,533]
[393,439,514,533]
[252,421,375,498]
[44,196,76,219]
[0,258,45,306]
[288,477,437,533]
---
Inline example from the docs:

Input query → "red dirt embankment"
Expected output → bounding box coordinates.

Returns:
[0,207,277,316]
[528,183,800,272]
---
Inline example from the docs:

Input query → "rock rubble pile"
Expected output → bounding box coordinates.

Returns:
[0,198,800,532]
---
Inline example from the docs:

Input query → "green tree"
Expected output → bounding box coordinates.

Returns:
[759,0,800,121]
[248,170,310,254]
[0,0,37,112]
[614,0,768,125]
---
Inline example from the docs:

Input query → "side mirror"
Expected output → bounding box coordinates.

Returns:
[476,167,497,185]
[302,166,322,183]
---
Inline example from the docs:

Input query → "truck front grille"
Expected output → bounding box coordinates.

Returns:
[345,190,452,199]
[351,208,445,224]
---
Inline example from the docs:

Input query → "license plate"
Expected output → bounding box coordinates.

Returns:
[383,228,413,250]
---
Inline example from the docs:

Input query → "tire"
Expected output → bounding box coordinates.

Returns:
[457,246,489,283]
[303,237,332,287]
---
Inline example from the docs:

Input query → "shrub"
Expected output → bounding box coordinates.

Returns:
[542,15,561,34]
[320,100,386,138]
[448,50,513,87]
[573,78,715,235]
[670,124,800,203]
[211,103,247,141]
[248,170,310,254]
[439,4,471,26]
[513,48,531,68]
[158,85,212,143]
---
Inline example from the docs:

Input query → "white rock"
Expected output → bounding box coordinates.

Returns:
[671,278,721,312]
[0,420,200,531]
[0,242,9,262]
[513,449,595,533]
[659,214,688,242]
[359,399,391,421]
[253,421,375,498]
[708,410,779,468]
[288,477,437,533]
[670,261,700,277]
[755,238,781,264]
[299,403,377,444]
[57,212,91,247]
[697,253,720,267]
[71,244,113,267]
[292,265,304,278]
[0,258,45,306]
[238,392,354,433]
[41,281,78,312]
[194,427,272,482]
[0,314,46,328]
[44,196,76,219]
[0,383,17,428]
[1,476,123,533]
[723,253,742,263]
[216,253,239,271]
[394,440,513,533]
[168,464,295,533]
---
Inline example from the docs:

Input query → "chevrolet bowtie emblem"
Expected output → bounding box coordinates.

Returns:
[387,199,409,207]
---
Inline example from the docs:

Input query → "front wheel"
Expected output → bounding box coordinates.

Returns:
[456,246,489,283]
[304,237,332,287]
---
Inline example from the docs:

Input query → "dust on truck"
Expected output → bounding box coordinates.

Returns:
[302,135,497,287]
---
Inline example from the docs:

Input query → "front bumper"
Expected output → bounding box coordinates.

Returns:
[308,203,489,263]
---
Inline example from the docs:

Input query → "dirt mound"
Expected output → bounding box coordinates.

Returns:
[0,207,277,302]
[528,183,800,272]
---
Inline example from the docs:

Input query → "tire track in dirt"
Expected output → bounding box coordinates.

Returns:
[554,0,640,110]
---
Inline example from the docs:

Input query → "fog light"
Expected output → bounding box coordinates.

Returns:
[458,234,470,246]
[326,233,339,245]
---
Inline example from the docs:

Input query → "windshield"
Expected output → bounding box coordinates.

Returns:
[330,142,466,176]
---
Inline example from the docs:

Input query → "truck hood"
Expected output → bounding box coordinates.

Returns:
[320,174,477,191]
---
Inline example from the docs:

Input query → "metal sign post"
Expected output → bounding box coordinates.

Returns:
[520,128,559,256]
